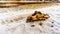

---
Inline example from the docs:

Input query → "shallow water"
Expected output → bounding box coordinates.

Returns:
[0,5,60,34]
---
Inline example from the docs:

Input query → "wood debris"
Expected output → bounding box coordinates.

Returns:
[26,11,50,22]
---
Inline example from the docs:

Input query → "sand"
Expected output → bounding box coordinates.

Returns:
[0,3,60,34]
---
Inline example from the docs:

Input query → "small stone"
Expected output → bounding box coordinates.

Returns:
[52,22,54,23]
[51,25,53,27]
[31,25,35,27]
[39,23,42,26]
[10,20,13,22]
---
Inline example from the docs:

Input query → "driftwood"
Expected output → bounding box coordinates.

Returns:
[26,11,50,22]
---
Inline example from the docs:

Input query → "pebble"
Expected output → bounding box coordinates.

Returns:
[39,23,42,26]
[31,25,35,27]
